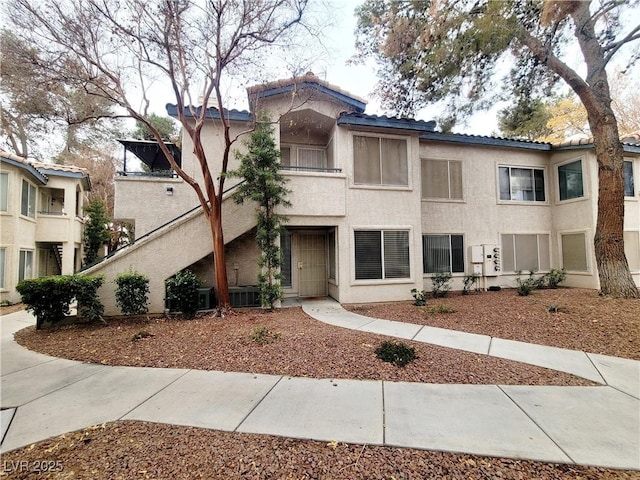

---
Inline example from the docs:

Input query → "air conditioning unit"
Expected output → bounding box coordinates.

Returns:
[483,245,501,276]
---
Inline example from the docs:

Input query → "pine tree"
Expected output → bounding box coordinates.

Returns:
[232,115,290,309]
[83,200,111,267]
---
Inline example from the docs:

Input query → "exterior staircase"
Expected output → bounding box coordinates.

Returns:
[83,193,257,315]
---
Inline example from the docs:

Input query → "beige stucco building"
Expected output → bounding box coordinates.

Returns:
[0,151,91,304]
[87,74,640,314]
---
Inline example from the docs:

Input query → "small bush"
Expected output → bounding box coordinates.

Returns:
[16,274,104,329]
[462,274,479,295]
[166,269,202,319]
[431,272,452,298]
[114,270,149,315]
[250,326,281,345]
[73,275,105,323]
[515,270,539,296]
[427,304,456,316]
[375,341,416,367]
[410,288,427,306]
[543,268,567,289]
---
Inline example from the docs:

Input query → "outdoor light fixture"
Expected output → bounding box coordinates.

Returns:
[166,186,174,196]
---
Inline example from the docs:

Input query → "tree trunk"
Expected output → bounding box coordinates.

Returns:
[592,120,639,298]
[209,202,231,310]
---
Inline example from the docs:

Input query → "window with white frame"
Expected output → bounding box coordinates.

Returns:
[354,230,410,280]
[561,232,588,272]
[21,180,36,217]
[624,231,640,272]
[0,248,5,288]
[353,135,408,186]
[422,159,463,200]
[422,235,464,273]
[624,160,635,197]
[558,160,584,201]
[501,234,550,272]
[18,249,34,282]
[0,173,8,211]
[499,166,545,202]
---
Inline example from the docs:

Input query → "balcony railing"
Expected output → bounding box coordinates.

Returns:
[117,170,178,178]
[278,165,342,173]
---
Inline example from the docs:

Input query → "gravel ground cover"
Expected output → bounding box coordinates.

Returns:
[3,287,639,479]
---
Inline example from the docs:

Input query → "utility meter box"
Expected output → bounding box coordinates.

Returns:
[470,245,484,264]
[483,245,501,276]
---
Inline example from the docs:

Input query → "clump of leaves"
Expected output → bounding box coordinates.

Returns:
[515,270,540,296]
[131,330,153,342]
[431,272,452,298]
[462,274,479,295]
[250,326,281,345]
[410,288,427,306]
[375,341,416,367]
[427,304,456,316]
[543,268,567,289]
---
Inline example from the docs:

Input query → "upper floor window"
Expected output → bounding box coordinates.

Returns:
[353,135,408,186]
[558,160,584,201]
[624,160,635,197]
[21,180,36,217]
[499,166,545,202]
[422,159,463,200]
[0,173,8,211]
[423,234,464,274]
[354,230,410,280]
[281,145,328,170]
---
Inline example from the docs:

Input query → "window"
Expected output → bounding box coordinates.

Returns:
[18,249,34,282]
[354,230,410,280]
[281,145,328,169]
[561,233,588,272]
[499,166,545,201]
[0,248,5,288]
[624,160,635,197]
[280,232,292,288]
[354,135,408,186]
[423,235,464,274]
[21,180,36,217]
[0,173,8,211]
[422,159,463,200]
[624,231,640,272]
[328,230,336,281]
[558,160,584,201]
[501,234,550,272]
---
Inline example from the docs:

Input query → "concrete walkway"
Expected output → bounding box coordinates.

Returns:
[1,301,639,470]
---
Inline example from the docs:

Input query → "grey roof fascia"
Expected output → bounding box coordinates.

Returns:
[338,113,436,132]
[0,156,48,184]
[551,143,640,154]
[251,82,366,113]
[166,104,253,122]
[420,131,551,151]
[623,144,640,154]
[36,168,91,190]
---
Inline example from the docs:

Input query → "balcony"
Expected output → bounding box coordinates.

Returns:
[282,168,346,217]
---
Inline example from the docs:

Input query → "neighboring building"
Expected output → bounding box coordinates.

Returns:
[86,73,639,315]
[0,151,91,304]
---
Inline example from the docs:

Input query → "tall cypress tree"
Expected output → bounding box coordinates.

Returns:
[232,115,290,309]
[83,199,111,267]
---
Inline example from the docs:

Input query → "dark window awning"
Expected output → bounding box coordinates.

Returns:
[118,139,182,171]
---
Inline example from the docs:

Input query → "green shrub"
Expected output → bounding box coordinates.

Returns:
[462,274,479,295]
[515,270,539,296]
[410,288,427,306]
[543,268,567,289]
[73,275,105,322]
[165,269,202,319]
[17,276,74,329]
[250,326,281,345]
[114,270,149,315]
[375,341,416,367]
[16,274,104,329]
[431,272,452,298]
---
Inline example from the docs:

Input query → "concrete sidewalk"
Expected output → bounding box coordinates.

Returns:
[1,305,639,470]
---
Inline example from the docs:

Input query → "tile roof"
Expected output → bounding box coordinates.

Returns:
[0,150,90,186]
